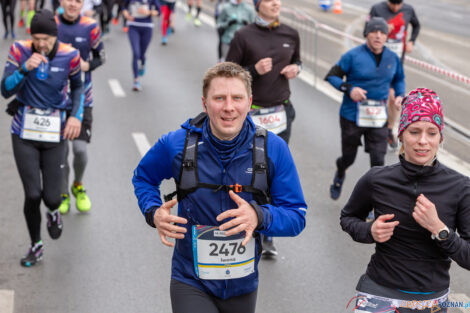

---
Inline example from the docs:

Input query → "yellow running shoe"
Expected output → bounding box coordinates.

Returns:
[71,184,91,212]
[58,194,70,214]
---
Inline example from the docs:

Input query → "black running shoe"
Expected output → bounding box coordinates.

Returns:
[262,236,278,257]
[20,241,43,267]
[330,171,345,200]
[47,210,63,239]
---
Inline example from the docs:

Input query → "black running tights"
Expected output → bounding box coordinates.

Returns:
[11,134,65,244]
[170,279,258,313]
[1,0,16,33]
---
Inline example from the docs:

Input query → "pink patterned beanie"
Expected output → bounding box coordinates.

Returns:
[398,88,444,137]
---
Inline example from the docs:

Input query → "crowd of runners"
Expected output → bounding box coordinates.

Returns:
[0,0,469,312]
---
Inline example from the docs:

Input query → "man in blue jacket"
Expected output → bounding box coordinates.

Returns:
[132,62,307,313]
[325,17,405,201]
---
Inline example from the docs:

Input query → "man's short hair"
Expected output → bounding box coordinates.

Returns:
[202,62,252,98]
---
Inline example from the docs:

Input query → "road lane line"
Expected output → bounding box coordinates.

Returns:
[0,290,14,313]
[132,132,151,157]
[108,79,126,98]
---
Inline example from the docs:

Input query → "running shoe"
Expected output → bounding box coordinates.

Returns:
[3,31,8,39]
[18,19,24,28]
[112,17,119,25]
[123,26,129,33]
[167,27,173,36]
[261,236,278,257]
[58,193,70,214]
[329,171,345,200]
[132,81,142,91]
[11,30,15,38]
[47,210,63,239]
[194,18,201,27]
[20,241,43,267]
[161,36,168,45]
[387,128,398,149]
[138,63,146,76]
[185,12,192,21]
[26,28,30,34]
[71,184,91,212]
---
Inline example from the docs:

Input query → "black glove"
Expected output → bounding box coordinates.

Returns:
[5,98,19,116]
[217,27,225,36]
[242,20,248,25]
[228,19,237,26]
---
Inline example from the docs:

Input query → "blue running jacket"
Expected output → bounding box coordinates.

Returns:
[133,115,307,299]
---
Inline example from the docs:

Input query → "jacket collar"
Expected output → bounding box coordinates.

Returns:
[399,154,440,178]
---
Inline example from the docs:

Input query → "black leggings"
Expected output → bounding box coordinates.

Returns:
[337,116,387,177]
[100,0,114,31]
[12,134,65,244]
[1,0,16,33]
[170,279,257,313]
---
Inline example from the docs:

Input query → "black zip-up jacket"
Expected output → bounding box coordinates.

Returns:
[341,155,470,292]
[226,23,301,108]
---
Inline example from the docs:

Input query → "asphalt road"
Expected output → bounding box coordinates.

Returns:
[0,4,469,313]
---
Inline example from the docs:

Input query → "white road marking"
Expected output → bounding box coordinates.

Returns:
[0,290,14,313]
[132,132,151,157]
[108,79,126,98]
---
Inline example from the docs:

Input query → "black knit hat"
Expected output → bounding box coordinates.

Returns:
[388,0,403,4]
[31,9,58,36]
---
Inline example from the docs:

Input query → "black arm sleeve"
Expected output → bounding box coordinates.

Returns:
[435,178,470,270]
[409,8,421,43]
[290,30,301,65]
[145,206,158,228]
[88,48,105,72]
[324,64,352,94]
[340,170,375,244]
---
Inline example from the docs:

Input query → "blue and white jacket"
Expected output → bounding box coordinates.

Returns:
[132,116,307,299]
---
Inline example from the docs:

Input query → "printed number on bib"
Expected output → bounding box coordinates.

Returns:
[250,104,287,134]
[21,106,61,142]
[385,39,404,58]
[356,99,387,128]
[192,225,255,280]
[130,3,150,18]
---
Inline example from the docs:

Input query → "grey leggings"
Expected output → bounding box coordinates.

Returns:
[11,134,65,244]
[62,139,88,194]
[170,279,257,313]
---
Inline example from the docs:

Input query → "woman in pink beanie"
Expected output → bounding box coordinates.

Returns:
[340,88,470,312]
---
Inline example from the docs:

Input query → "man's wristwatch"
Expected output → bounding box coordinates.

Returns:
[431,226,450,241]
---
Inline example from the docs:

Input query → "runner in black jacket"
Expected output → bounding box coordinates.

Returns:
[226,0,301,257]
[341,88,470,313]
